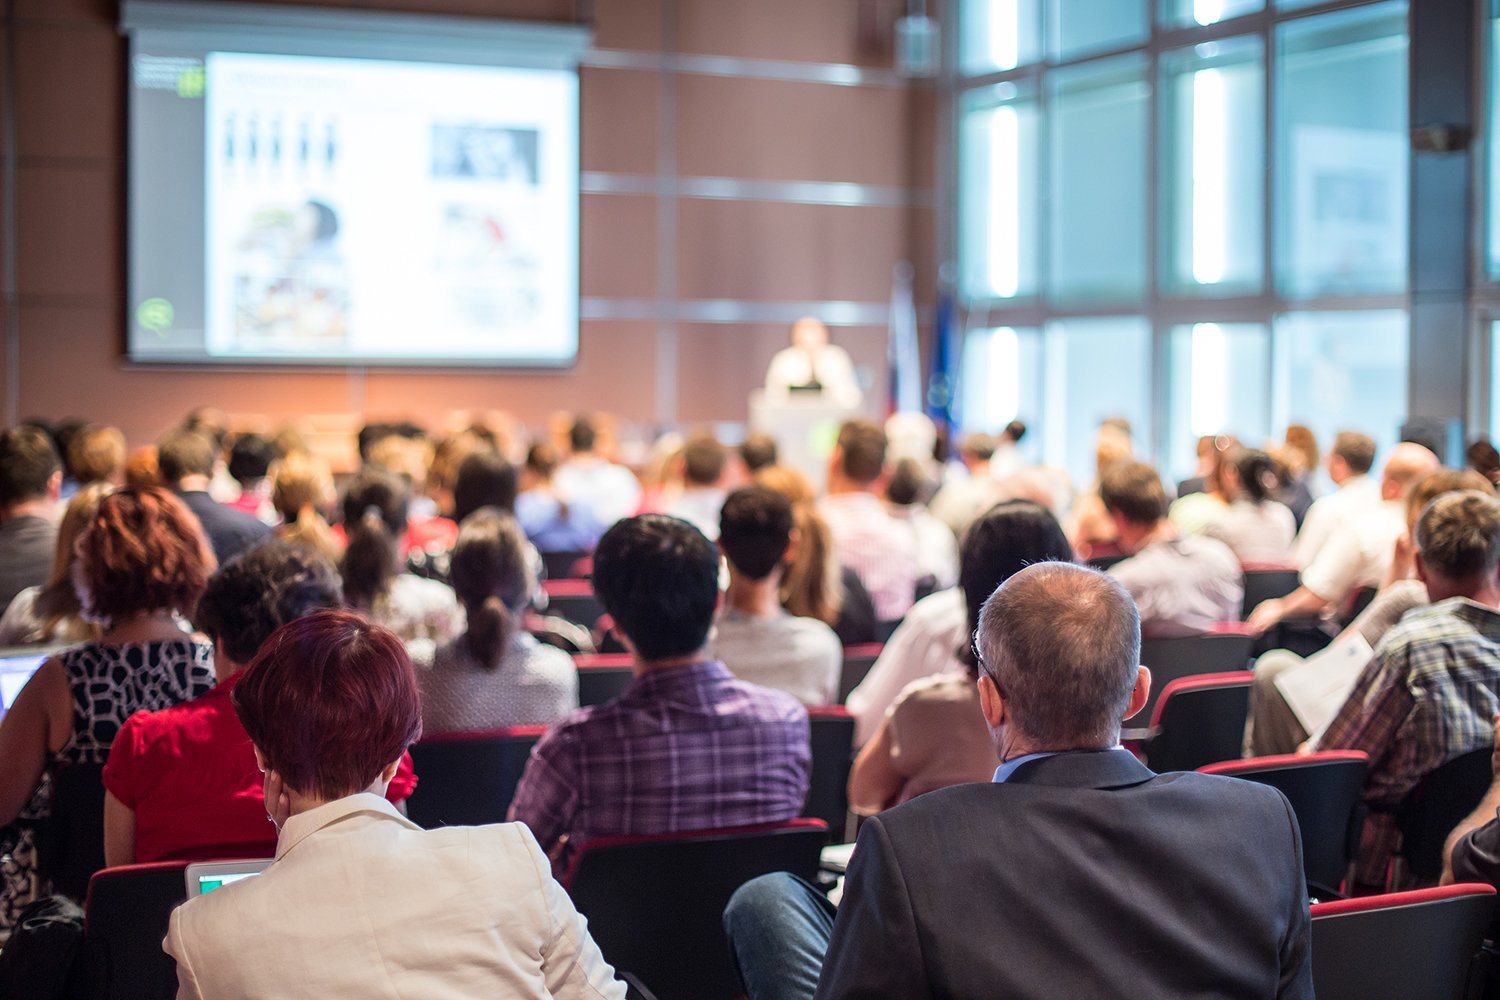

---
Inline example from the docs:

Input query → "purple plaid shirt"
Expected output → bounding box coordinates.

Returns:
[510,660,811,872]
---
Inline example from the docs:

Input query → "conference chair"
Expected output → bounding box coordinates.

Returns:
[540,549,591,581]
[1199,751,1368,895]
[1396,747,1494,885]
[803,706,855,839]
[542,578,607,631]
[404,726,546,828]
[1137,672,1251,773]
[83,861,189,1000]
[575,652,635,706]
[1122,631,1255,730]
[566,819,829,1000]
[37,761,108,903]
[837,643,883,703]
[1240,565,1300,621]
[1309,883,1495,1000]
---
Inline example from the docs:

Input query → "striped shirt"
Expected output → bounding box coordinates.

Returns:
[818,492,919,622]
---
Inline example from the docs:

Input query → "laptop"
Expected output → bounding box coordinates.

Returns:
[0,649,53,721]
[184,859,273,897]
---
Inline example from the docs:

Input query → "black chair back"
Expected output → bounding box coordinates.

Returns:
[544,587,607,631]
[37,762,107,903]
[576,656,635,707]
[1241,568,1300,620]
[801,709,854,838]
[1201,753,1368,892]
[405,727,544,828]
[1140,674,1250,773]
[83,861,188,1000]
[1125,633,1254,728]
[1310,886,1494,1000]
[541,550,590,580]
[1398,747,1494,882]
[837,644,882,703]
[567,821,828,1000]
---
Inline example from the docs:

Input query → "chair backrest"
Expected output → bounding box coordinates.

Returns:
[1199,751,1369,892]
[543,579,607,630]
[37,761,108,902]
[1140,672,1252,773]
[1240,566,1300,620]
[1398,747,1495,882]
[566,820,828,1000]
[837,643,883,703]
[541,549,591,580]
[83,861,189,1000]
[801,706,854,837]
[1310,883,1496,1000]
[1124,632,1254,727]
[574,653,635,707]
[404,726,546,828]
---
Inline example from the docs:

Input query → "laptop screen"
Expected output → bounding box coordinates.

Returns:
[0,654,46,719]
[184,859,273,897]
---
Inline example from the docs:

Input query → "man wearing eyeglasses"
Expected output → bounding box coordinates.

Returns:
[725,561,1312,1000]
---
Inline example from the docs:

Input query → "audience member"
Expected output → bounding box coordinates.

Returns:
[1167,435,1235,536]
[339,468,462,650]
[270,450,343,565]
[125,445,161,489]
[47,417,90,499]
[101,542,416,866]
[66,424,126,489]
[554,415,641,528]
[885,458,958,591]
[510,515,811,874]
[929,431,1000,537]
[0,483,109,647]
[366,432,457,557]
[988,420,1027,481]
[452,450,519,523]
[1203,448,1298,563]
[1102,461,1242,637]
[515,441,609,553]
[182,406,239,503]
[847,501,1075,811]
[1443,716,1500,887]
[666,433,730,541]
[225,433,278,524]
[1248,442,1439,635]
[158,428,272,564]
[1277,424,1321,525]
[1244,468,1494,756]
[724,563,1312,1000]
[818,420,918,624]
[417,509,577,733]
[1292,431,1380,568]
[713,487,841,705]
[740,433,779,474]
[0,426,63,613]
[1065,422,1133,559]
[1468,438,1500,487]
[163,611,628,999]
[1313,490,1500,888]
[0,488,216,929]
[1175,434,1217,498]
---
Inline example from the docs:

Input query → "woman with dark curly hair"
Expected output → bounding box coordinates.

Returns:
[0,487,217,931]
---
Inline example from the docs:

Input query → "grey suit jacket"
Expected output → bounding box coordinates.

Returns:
[816,750,1313,1000]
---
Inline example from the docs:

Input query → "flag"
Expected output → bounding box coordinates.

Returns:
[926,288,959,434]
[887,262,922,416]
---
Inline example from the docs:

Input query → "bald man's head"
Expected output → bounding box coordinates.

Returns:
[976,562,1141,749]
[1381,442,1441,501]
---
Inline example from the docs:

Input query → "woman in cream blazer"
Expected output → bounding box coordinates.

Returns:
[163,610,626,1000]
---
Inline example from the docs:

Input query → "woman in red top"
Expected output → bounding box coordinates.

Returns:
[102,542,418,865]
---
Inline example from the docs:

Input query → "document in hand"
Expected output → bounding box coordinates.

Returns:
[1273,634,1375,743]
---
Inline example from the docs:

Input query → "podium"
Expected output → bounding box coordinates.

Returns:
[749,390,865,493]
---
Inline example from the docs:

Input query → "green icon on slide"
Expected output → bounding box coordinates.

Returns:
[137,298,175,338]
[177,67,205,99]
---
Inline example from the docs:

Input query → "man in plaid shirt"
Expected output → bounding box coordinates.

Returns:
[511,514,812,874]
[1313,489,1500,887]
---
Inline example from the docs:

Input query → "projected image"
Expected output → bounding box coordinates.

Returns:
[185,51,576,363]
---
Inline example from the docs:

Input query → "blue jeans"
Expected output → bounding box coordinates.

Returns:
[722,873,836,1000]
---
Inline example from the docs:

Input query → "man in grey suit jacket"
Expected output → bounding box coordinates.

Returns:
[725,561,1312,1000]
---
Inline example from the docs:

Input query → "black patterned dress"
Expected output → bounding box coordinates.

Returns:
[0,638,214,933]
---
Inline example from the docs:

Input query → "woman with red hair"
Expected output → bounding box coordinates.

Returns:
[166,611,627,999]
[0,487,217,933]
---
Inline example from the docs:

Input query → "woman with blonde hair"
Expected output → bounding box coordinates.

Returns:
[271,451,343,565]
[0,483,111,646]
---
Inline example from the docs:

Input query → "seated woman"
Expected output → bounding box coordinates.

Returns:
[1202,449,1298,564]
[339,468,462,651]
[416,509,578,734]
[101,542,417,866]
[847,500,1075,813]
[0,488,216,930]
[164,610,627,999]
[0,482,109,646]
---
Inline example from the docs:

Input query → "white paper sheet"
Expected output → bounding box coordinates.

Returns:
[1273,634,1375,741]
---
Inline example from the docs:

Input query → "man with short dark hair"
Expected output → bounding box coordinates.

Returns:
[554,414,641,528]
[510,514,811,873]
[159,428,271,564]
[1292,430,1380,567]
[740,434,779,474]
[713,487,840,705]
[725,562,1312,1000]
[0,426,62,612]
[817,420,918,623]
[666,434,729,540]
[1101,461,1242,637]
[1314,490,1500,886]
